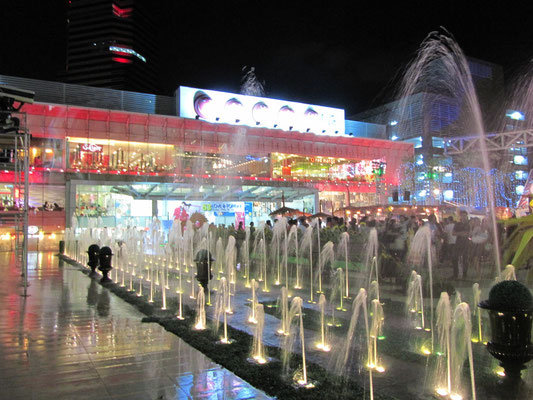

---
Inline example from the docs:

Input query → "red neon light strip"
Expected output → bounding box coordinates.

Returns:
[112,4,132,18]
[112,57,132,64]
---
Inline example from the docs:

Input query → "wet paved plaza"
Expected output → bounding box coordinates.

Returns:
[0,252,272,400]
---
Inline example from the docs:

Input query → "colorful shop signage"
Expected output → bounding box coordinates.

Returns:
[81,143,103,152]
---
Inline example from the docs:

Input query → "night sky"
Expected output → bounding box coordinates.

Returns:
[1,1,531,115]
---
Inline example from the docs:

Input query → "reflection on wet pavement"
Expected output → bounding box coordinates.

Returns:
[0,252,272,399]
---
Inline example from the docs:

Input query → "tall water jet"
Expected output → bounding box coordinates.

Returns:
[408,225,435,348]
[311,218,322,291]
[213,277,233,344]
[316,293,330,352]
[471,283,483,343]
[368,299,385,373]
[215,237,225,281]
[435,292,452,394]
[288,225,302,289]
[281,296,313,388]
[334,288,373,400]
[398,29,501,275]
[301,225,315,303]
[248,279,259,324]
[406,271,425,330]
[319,241,335,294]
[194,286,206,330]
[338,232,351,298]
[249,303,268,364]
[364,228,379,287]
[254,237,268,292]
[277,286,290,336]
[242,227,251,287]
[331,268,346,311]
[225,236,237,313]
[450,303,477,400]
[272,217,288,286]
[368,280,380,304]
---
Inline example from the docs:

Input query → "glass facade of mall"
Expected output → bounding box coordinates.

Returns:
[0,77,413,249]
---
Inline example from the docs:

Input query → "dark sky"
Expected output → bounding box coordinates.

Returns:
[1,1,531,115]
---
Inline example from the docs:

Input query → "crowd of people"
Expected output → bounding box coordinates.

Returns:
[214,210,494,281]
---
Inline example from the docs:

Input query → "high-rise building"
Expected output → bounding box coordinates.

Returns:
[65,0,159,93]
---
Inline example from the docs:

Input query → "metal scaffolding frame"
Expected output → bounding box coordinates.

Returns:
[444,129,533,155]
[0,110,29,296]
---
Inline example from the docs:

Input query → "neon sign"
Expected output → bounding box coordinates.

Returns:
[179,86,345,136]
[81,143,103,152]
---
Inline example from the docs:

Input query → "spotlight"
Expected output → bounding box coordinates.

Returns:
[274,124,278,128]
[195,115,200,120]
[322,129,326,133]
[215,117,220,121]
[306,128,310,132]
[349,132,353,136]
[235,119,240,123]
[335,130,339,134]
[289,126,293,131]
[256,121,260,125]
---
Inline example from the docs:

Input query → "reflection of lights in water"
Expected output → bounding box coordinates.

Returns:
[471,338,479,343]
[424,328,431,332]
[436,387,449,396]
[247,316,257,324]
[316,342,331,352]
[495,368,505,377]
[421,347,431,355]
[450,394,463,400]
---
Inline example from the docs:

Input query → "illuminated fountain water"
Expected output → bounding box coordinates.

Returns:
[194,285,206,330]
[331,268,346,311]
[497,264,517,282]
[338,231,351,298]
[242,227,251,287]
[225,236,236,313]
[277,286,290,336]
[408,225,435,349]
[247,279,259,324]
[435,294,477,400]
[281,296,313,388]
[364,228,379,288]
[406,271,425,330]
[368,299,385,373]
[249,303,268,364]
[334,288,373,400]
[300,225,315,303]
[398,29,501,276]
[272,217,288,286]
[368,280,380,304]
[215,237,225,281]
[316,293,330,352]
[214,277,232,344]
[288,225,302,290]
[319,241,335,294]
[471,283,483,343]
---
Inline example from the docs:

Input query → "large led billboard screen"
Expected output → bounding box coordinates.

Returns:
[179,86,345,136]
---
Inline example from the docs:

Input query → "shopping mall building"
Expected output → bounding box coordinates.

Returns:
[0,75,413,248]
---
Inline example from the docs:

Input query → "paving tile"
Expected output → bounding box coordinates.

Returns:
[0,252,271,400]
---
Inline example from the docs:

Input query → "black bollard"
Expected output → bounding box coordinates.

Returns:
[87,244,100,275]
[98,246,113,283]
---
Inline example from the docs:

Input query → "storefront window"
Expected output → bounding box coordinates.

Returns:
[271,153,381,182]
